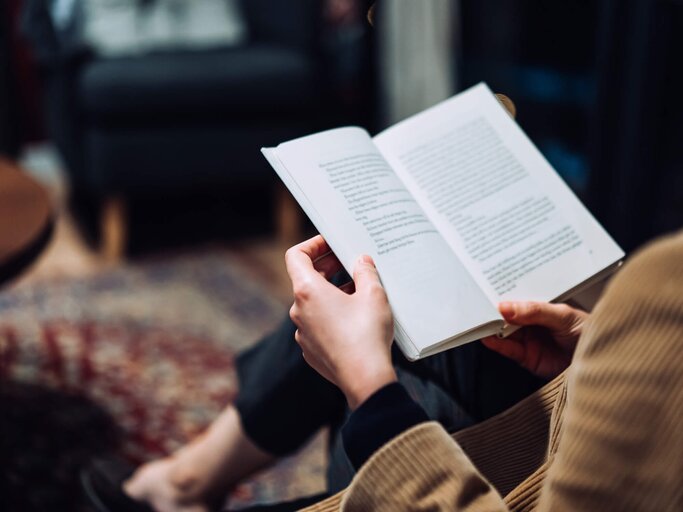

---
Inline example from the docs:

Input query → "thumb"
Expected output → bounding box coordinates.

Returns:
[499,301,578,331]
[353,254,383,294]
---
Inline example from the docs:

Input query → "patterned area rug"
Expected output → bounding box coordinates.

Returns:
[0,251,327,510]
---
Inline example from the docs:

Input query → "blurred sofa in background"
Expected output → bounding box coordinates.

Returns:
[22,0,362,257]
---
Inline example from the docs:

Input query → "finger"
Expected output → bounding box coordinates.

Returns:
[352,255,384,295]
[295,330,314,355]
[481,335,497,346]
[339,280,355,294]
[301,349,313,369]
[285,237,335,296]
[297,235,332,262]
[285,235,332,280]
[313,251,344,280]
[481,336,526,365]
[289,304,301,326]
[498,301,579,331]
[481,328,525,345]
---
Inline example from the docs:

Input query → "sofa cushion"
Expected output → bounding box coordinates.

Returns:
[79,44,320,120]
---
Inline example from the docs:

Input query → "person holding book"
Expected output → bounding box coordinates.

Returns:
[87,228,683,512]
[281,230,683,511]
[83,0,635,508]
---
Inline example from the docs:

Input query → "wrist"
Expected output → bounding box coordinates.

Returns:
[344,366,398,410]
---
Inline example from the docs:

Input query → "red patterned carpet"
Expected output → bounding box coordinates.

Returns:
[0,251,327,510]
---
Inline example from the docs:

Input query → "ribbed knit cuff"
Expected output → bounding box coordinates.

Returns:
[342,382,429,470]
[342,422,506,511]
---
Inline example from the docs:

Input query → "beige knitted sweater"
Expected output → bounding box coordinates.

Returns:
[304,231,683,511]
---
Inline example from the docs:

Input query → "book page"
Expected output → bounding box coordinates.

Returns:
[374,84,624,306]
[264,127,500,357]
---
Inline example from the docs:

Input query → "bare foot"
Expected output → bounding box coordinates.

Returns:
[123,455,217,512]
[122,406,275,512]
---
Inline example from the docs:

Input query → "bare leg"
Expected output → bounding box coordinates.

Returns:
[124,406,275,512]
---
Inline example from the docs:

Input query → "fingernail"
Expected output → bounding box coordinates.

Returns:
[499,302,515,319]
[359,254,374,266]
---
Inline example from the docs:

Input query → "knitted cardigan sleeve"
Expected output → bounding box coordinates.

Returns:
[537,231,683,511]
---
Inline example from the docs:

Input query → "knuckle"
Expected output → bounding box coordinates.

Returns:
[289,304,300,324]
[556,304,573,317]
[364,267,378,278]
[368,283,387,300]
[284,247,296,263]
[365,280,384,295]
[383,312,395,329]
[293,280,313,301]
[295,330,309,348]
[354,266,371,279]
[525,302,542,319]
[554,304,576,325]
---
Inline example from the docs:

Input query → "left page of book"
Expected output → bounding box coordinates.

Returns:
[263,127,501,359]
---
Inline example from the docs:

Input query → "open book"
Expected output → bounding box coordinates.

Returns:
[262,83,624,360]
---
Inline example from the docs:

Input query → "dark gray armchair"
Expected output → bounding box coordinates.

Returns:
[23,0,340,258]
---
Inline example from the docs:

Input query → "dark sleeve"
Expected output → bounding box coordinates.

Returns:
[342,382,429,470]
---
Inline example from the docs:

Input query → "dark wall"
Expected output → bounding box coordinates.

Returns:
[459,0,683,253]
[460,0,598,196]
[590,0,683,252]
[0,2,20,156]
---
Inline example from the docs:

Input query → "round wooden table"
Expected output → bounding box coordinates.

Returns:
[0,159,53,286]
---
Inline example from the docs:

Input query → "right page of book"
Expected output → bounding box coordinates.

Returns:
[374,83,624,307]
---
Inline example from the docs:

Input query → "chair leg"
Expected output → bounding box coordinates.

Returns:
[275,184,303,249]
[101,196,127,263]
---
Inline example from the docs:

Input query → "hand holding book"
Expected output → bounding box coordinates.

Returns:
[482,301,588,379]
[285,235,397,410]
